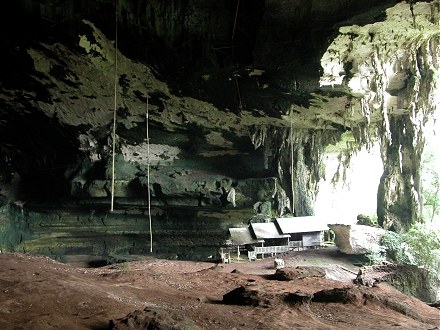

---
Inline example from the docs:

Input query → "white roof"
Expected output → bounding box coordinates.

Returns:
[275,216,329,234]
[250,222,290,239]
[229,227,264,245]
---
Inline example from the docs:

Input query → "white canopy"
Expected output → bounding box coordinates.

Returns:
[275,216,329,234]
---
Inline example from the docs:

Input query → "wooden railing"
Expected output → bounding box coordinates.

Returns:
[247,245,289,260]
[288,240,303,249]
[247,241,305,261]
[246,240,322,261]
[254,246,290,254]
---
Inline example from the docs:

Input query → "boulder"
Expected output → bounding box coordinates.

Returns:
[272,266,326,281]
[109,307,200,330]
[329,224,385,255]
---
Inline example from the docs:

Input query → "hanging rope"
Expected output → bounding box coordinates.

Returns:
[232,0,240,40]
[146,92,153,253]
[110,0,118,212]
[234,75,243,112]
[231,0,243,113]
[290,112,295,214]
[143,46,153,253]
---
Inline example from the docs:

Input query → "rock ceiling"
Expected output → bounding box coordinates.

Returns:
[0,0,439,229]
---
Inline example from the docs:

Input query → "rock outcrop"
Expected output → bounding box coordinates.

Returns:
[1,1,440,258]
[320,1,440,231]
[329,224,385,255]
[357,264,440,303]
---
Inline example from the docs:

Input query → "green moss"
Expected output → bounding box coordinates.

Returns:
[0,204,29,252]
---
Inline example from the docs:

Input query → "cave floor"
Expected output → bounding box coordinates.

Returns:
[0,248,438,329]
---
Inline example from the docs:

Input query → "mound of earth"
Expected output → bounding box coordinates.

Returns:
[0,248,438,329]
[271,266,326,281]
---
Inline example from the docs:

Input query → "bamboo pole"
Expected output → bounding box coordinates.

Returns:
[110,0,118,212]
[146,108,153,253]
[232,0,240,40]
[290,112,295,214]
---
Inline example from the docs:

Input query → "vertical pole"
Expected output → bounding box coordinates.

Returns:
[232,0,240,40]
[146,110,153,253]
[145,46,153,253]
[290,113,295,214]
[235,76,243,112]
[110,0,118,212]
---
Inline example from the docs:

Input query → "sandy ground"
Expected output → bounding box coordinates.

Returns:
[0,248,439,329]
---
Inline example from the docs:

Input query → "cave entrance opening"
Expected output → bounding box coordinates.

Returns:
[314,136,383,224]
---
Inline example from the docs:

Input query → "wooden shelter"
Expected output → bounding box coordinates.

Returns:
[275,216,329,248]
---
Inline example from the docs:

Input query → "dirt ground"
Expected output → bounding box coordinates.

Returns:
[0,248,438,330]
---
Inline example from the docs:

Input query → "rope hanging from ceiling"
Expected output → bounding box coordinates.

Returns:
[232,0,243,113]
[232,0,240,40]
[145,49,153,253]
[235,75,243,112]
[110,0,118,212]
[110,1,153,252]
[290,112,295,214]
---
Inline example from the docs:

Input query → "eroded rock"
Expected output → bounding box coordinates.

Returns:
[329,224,385,254]
[362,264,440,303]
[109,307,201,330]
[272,266,326,281]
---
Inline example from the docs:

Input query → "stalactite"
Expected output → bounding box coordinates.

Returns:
[249,123,342,217]
[320,1,440,230]
[248,125,267,150]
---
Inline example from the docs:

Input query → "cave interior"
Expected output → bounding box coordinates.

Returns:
[0,0,439,264]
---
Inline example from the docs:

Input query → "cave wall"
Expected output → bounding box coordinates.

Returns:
[0,0,439,260]
[0,201,252,263]
[320,1,440,231]
[377,115,424,232]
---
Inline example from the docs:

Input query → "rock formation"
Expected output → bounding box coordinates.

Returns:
[0,0,439,259]
[329,224,385,254]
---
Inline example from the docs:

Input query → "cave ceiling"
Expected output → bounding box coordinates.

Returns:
[0,0,439,211]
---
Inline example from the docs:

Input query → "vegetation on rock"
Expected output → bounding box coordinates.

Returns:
[421,145,440,222]
[358,222,440,301]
